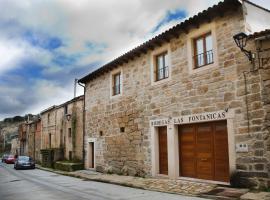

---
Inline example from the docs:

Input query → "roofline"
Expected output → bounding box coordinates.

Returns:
[243,0,270,13]
[56,95,84,109]
[40,95,84,115]
[248,29,270,39]
[78,0,242,83]
[40,105,56,114]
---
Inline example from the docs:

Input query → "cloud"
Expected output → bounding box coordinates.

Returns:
[0,0,269,120]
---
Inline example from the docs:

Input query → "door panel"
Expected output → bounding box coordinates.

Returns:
[214,121,229,182]
[196,123,214,180]
[179,121,229,182]
[179,125,196,178]
[158,127,168,175]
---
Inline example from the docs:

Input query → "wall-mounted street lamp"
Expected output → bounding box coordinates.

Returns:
[66,114,71,121]
[233,32,253,62]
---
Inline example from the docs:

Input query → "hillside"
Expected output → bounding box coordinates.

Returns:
[0,115,34,153]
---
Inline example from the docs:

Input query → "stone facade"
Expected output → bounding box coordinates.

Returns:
[40,96,84,162]
[81,2,270,188]
[35,120,41,162]
[18,123,27,155]
[10,137,19,155]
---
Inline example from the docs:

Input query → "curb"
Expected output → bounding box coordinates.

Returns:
[36,165,201,198]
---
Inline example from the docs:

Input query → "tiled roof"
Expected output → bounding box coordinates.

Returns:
[249,29,270,38]
[79,0,241,83]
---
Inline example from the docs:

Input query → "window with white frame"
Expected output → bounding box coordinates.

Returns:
[193,32,213,68]
[112,72,121,96]
[155,51,169,81]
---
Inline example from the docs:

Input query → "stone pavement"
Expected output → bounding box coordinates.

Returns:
[37,165,270,199]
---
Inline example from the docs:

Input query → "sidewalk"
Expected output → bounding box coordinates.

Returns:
[36,165,270,200]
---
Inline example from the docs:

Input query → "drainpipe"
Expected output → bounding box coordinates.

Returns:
[78,81,86,168]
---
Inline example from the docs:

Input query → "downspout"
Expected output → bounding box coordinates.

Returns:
[78,81,86,168]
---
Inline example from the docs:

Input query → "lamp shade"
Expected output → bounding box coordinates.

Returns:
[233,32,248,49]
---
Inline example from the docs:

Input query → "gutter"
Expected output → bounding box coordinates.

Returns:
[78,81,86,168]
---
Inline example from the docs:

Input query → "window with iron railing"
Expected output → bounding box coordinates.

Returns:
[194,33,213,68]
[113,72,121,96]
[156,52,169,81]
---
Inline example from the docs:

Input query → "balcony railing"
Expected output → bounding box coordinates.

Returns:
[113,84,121,95]
[194,50,214,68]
[156,66,169,81]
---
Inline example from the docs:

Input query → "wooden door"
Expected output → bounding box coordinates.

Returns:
[179,125,196,178]
[214,121,229,182]
[179,121,229,182]
[196,123,214,180]
[89,142,94,168]
[158,127,168,175]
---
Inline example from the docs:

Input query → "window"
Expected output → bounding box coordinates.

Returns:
[155,52,169,81]
[49,133,51,148]
[64,105,68,115]
[47,113,50,123]
[112,72,121,96]
[68,128,72,137]
[193,33,213,68]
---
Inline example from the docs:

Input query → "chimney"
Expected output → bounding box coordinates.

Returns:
[74,78,78,98]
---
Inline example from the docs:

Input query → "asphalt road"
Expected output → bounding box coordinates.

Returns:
[0,162,207,200]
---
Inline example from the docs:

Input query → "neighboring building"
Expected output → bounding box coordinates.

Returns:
[79,0,270,188]
[35,119,41,163]
[18,123,27,155]
[26,117,42,162]
[40,96,84,162]
[11,137,19,155]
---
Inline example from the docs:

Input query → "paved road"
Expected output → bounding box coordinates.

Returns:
[0,162,207,200]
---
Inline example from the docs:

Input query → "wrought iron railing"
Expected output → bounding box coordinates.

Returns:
[194,50,214,68]
[156,66,169,81]
[113,84,121,95]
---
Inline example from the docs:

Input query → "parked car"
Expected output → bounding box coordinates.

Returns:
[5,155,16,164]
[1,154,9,162]
[14,156,35,170]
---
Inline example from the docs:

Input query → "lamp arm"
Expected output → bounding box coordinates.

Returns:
[241,48,253,61]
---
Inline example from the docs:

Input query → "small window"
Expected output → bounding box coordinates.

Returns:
[64,105,68,115]
[47,113,50,123]
[155,52,169,81]
[193,33,213,68]
[68,128,72,137]
[112,72,121,96]
[69,151,72,160]
[49,133,51,148]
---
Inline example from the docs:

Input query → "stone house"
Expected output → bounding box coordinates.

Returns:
[11,137,19,155]
[35,119,41,162]
[18,123,27,155]
[79,0,270,188]
[40,96,84,162]
[26,118,42,162]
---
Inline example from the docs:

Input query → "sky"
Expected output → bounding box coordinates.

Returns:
[0,0,269,120]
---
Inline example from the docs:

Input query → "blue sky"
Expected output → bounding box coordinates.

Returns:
[0,0,269,120]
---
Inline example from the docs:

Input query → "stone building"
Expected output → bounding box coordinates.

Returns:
[11,137,19,155]
[79,0,270,188]
[35,119,41,162]
[26,118,42,162]
[40,96,84,162]
[18,123,27,155]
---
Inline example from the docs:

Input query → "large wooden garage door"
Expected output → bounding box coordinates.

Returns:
[179,121,229,182]
[158,126,168,175]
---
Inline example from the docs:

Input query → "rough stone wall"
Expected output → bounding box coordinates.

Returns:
[35,121,41,162]
[55,99,84,161]
[11,138,19,155]
[84,10,269,187]
[27,123,35,159]
[41,99,83,162]
[41,109,56,149]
